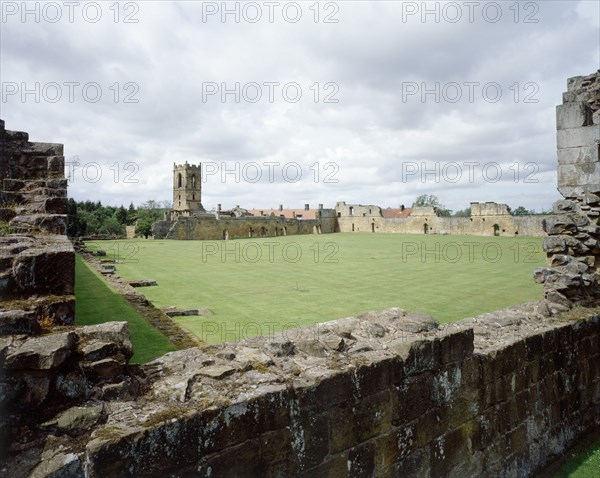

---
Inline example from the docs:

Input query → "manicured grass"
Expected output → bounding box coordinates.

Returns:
[84,233,546,343]
[553,435,600,477]
[74,254,176,363]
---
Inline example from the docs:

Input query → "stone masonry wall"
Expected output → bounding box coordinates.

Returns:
[0,119,74,324]
[153,212,337,241]
[535,71,600,312]
[0,121,139,469]
[15,304,598,478]
[337,212,545,236]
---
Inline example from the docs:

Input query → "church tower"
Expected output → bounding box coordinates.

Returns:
[173,162,204,215]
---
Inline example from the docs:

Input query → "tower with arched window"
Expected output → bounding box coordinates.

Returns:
[173,162,203,215]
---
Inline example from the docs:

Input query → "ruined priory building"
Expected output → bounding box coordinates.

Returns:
[0,71,599,477]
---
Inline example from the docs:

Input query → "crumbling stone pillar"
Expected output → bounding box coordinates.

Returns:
[535,71,600,312]
[1,121,138,467]
[0,119,74,329]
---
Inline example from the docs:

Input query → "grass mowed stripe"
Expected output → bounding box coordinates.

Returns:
[74,254,176,363]
[85,233,545,343]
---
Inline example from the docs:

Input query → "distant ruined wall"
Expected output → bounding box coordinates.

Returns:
[535,71,600,312]
[336,212,545,236]
[153,210,337,240]
[471,202,511,216]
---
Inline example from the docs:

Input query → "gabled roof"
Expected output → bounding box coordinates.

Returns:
[382,207,412,218]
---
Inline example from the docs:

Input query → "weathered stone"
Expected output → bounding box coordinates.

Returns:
[12,247,74,296]
[9,214,68,235]
[28,451,82,478]
[5,332,76,369]
[80,340,119,362]
[198,364,236,379]
[543,216,578,235]
[295,339,329,358]
[398,311,438,333]
[322,334,346,351]
[557,125,600,149]
[76,322,132,356]
[83,358,124,378]
[556,102,593,130]
[439,328,474,363]
[0,309,40,335]
[127,279,157,287]
[42,405,104,435]
[55,371,89,400]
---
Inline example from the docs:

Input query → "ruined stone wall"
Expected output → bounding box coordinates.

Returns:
[471,201,511,216]
[0,121,137,469]
[535,71,600,312]
[336,213,545,236]
[0,119,74,322]
[30,305,599,478]
[153,211,337,241]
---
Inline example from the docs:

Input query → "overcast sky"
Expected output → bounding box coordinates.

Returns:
[2,1,598,213]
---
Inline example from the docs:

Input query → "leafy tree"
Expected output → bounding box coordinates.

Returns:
[67,198,170,238]
[127,202,137,225]
[454,207,471,217]
[135,217,155,239]
[413,194,452,217]
[99,216,126,236]
[67,198,79,237]
[134,200,165,238]
[512,206,531,216]
[77,209,100,234]
[139,199,160,210]
[116,205,128,225]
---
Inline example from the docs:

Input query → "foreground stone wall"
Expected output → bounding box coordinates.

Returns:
[0,119,74,325]
[0,121,139,469]
[9,304,597,477]
[535,71,600,311]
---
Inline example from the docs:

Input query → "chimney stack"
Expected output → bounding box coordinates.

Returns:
[304,203,309,211]
[279,204,283,211]
[400,204,405,211]
[318,203,323,210]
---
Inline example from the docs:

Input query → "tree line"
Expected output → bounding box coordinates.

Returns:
[67,199,171,239]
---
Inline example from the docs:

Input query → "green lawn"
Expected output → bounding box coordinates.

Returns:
[74,254,176,363]
[84,233,546,343]
[553,435,600,477]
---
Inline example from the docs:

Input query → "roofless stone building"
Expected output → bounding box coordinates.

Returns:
[0,71,599,477]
